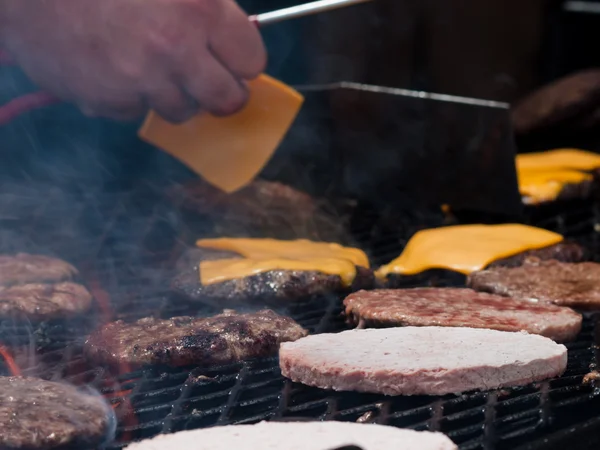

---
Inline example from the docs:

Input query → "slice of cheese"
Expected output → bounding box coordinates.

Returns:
[200,257,357,286]
[518,167,592,204]
[138,74,304,193]
[195,237,370,285]
[376,224,563,278]
[196,238,370,268]
[516,148,600,172]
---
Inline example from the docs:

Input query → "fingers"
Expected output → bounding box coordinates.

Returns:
[144,81,200,123]
[179,49,249,117]
[207,0,266,79]
[78,95,145,121]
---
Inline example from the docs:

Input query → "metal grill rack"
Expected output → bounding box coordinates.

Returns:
[0,186,598,449]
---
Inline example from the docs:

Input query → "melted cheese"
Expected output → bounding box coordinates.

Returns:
[196,238,370,285]
[514,148,600,203]
[200,257,357,286]
[518,168,592,204]
[138,74,304,193]
[376,224,563,278]
[516,148,600,172]
[196,238,370,268]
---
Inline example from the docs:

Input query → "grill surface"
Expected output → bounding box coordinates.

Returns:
[0,186,598,450]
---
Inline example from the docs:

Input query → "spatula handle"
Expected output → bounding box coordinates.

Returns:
[249,0,371,26]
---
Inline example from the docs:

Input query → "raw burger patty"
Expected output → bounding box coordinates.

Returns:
[0,376,114,450]
[0,253,78,286]
[343,288,582,342]
[468,258,600,309]
[125,421,457,450]
[171,248,374,306]
[280,327,567,396]
[0,282,93,321]
[85,309,308,368]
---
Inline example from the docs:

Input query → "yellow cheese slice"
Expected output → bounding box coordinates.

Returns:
[518,167,592,204]
[376,224,563,278]
[516,148,600,172]
[196,237,370,268]
[138,74,304,193]
[200,257,357,286]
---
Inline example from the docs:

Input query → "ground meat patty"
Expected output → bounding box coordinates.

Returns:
[0,282,93,321]
[468,258,600,309]
[521,177,598,205]
[171,248,375,306]
[169,179,350,242]
[0,253,78,286]
[84,309,308,368]
[125,421,457,450]
[279,327,567,396]
[512,69,600,135]
[488,241,586,268]
[385,241,586,288]
[0,376,114,450]
[343,288,582,342]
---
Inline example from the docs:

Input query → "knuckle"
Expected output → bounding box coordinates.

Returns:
[210,84,248,116]
[146,25,190,58]
[247,45,267,78]
[186,0,221,20]
[116,59,145,81]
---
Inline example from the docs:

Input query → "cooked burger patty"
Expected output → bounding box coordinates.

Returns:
[170,179,350,242]
[343,288,582,342]
[468,258,600,309]
[279,327,567,396]
[171,248,374,306]
[512,69,600,135]
[125,421,457,450]
[0,376,114,450]
[0,282,93,321]
[488,241,586,268]
[0,253,78,286]
[385,241,585,288]
[84,309,308,368]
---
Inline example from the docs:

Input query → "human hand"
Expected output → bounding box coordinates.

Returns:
[0,0,266,122]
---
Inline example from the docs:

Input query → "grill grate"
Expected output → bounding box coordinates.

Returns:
[0,186,598,449]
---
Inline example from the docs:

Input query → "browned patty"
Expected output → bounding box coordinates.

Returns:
[0,376,114,450]
[169,179,350,242]
[385,241,586,288]
[171,247,375,306]
[343,288,582,342]
[0,253,78,286]
[521,176,600,205]
[487,241,586,268]
[468,258,600,309]
[512,69,600,135]
[84,309,308,368]
[0,282,93,321]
